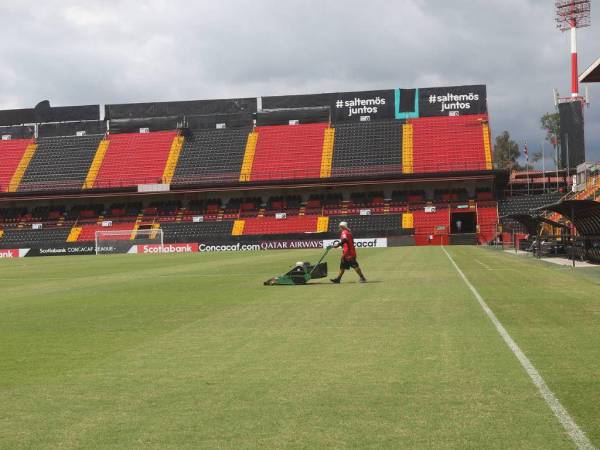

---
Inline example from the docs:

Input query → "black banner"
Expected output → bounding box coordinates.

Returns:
[22,243,127,257]
[0,103,99,126]
[256,107,329,126]
[0,108,36,126]
[262,93,333,110]
[109,116,181,134]
[559,101,585,169]
[105,98,257,120]
[418,85,487,117]
[0,125,35,139]
[185,112,254,130]
[331,89,395,123]
[38,121,106,138]
[50,104,100,122]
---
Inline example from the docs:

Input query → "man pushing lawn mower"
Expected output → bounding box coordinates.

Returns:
[330,221,367,284]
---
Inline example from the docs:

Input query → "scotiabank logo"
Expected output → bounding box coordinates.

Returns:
[138,243,199,254]
[0,249,29,258]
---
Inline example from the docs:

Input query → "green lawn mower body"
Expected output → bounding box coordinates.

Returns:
[264,247,331,286]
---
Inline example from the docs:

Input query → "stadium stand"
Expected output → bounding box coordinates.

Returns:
[75,222,139,242]
[240,216,320,235]
[0,227,71,247]
[248,123,329,181]
[327,214,402,235]
[18,135,103,192]
[498,192,563,217]
[174,128,251,185]
[331,121,402,177]
[0,85,513,252]
[0,138,35,192]
[92,131,177,189]
[409,115,490,173]
[160,221,234,243]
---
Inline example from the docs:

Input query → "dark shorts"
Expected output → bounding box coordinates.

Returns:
[340,257,359,270]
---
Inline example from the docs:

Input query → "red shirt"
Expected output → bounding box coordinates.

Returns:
[341,229,356,260]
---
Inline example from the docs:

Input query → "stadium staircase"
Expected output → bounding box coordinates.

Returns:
[476,203,499,243]
[449,233,479,245]
[67,226,82,242]
[173,128,251,185]
[239,131,258,182]
[9,142,38,192]
[162,135,185,184]
[248,123,328,181]
[0,138,35,192]
[18,135,103,192]
[83,139,110,189]
[92,131,177,188]
[402,124,413,174]
[320,127,335,178]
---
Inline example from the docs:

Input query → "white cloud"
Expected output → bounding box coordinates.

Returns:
[0,0,598,160]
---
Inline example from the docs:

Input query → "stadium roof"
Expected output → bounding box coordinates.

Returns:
[579,56,600,83]
[501,213,567,235]
[538,199,600,236]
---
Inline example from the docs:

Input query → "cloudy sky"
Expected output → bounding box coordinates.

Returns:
[0,0,599,164]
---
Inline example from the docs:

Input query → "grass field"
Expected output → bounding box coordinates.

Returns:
[1,246,600,449]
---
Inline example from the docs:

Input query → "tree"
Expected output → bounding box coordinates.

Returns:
[540,112,560,167]
[493,131,521,170]
[540,112,560,147]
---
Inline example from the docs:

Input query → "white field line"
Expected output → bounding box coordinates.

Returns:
[442,246,595,450]
[474,258,493,270]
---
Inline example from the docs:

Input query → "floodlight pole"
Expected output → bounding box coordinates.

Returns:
[570,20,579,97]
[555,0,591,98]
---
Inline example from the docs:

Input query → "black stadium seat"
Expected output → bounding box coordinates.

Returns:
[332,121,402,177]
[160,221,234,243]
[172,128,250,185]
[0,227,71,248]
[19,135,103,192]
[327,214,401,236]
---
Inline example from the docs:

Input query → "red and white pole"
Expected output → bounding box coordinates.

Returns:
[570,20,579,97]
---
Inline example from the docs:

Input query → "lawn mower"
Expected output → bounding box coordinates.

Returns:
[264,246,332,286]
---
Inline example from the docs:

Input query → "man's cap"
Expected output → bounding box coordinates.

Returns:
[339,221,348,228]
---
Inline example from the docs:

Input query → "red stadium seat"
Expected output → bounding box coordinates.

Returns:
[409,115,489,173]
[94,131,177,188]
[250,123,328,181]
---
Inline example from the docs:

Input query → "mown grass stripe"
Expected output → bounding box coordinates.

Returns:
[442,246,595,450]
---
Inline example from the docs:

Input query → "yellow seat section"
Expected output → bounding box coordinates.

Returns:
[83,139,110,189]
[402,124,413,174]
[239,131,259,182]
[67,226,82,243]
[320,128,335,178]
[402,213,414,229]
[162,135,185,184]
[232,220,245,236]
[150,223,162,240]
[8,143,38,192]
[317,216,329,233]
[482,123,493,170]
